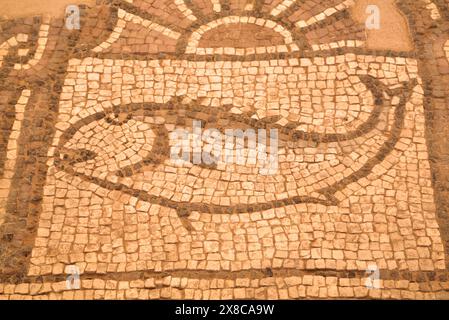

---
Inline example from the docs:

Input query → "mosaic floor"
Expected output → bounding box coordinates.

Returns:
[1,0,449,300]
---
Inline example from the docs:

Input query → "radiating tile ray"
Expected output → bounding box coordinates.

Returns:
[92,8,181,53]
[270,0,298,16]
[174,0,198,21]
[0,89,31,226]
[294,0,355,29]
[0,34,29,68]
[14,17,51,71]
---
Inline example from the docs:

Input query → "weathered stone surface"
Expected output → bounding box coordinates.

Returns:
[0,0,449,300]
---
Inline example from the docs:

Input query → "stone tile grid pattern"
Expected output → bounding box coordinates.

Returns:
[25,53,445,277]
[0,0,449,300]
[1,275,449,300]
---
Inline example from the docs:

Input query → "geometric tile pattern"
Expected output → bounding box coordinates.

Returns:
[1,0,449,299]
